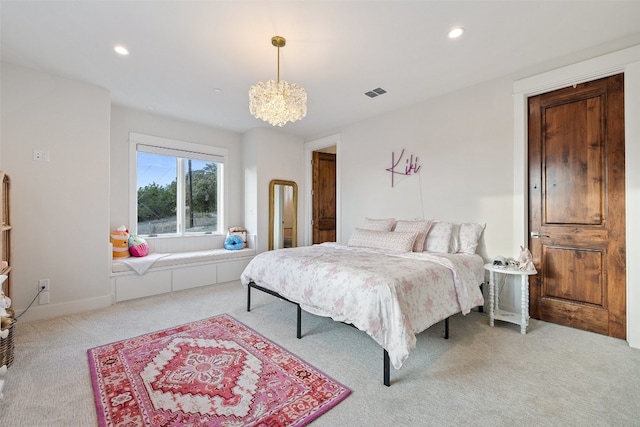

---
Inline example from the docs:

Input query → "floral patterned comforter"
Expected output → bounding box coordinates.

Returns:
[240,243,485,369]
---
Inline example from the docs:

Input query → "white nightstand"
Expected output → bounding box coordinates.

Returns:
[484,263,537,334]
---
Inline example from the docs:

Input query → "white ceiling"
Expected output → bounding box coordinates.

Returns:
[2,1,640,140]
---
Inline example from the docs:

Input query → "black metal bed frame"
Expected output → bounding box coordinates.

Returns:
[246,280,457,387]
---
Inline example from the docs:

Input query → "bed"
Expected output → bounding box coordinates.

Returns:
[240,219,486,386]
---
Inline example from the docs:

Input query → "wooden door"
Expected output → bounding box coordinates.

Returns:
[312,151,336,244]
[528,74,625,339]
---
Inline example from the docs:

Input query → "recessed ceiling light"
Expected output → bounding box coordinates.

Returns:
[114,45,129,55]
[448,27,464,39]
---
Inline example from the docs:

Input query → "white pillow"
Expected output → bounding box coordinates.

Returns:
[457,222,485,255]
[359,217,396,232]
[449,223,461,253]
[424,221,455,253]
[348,228,417,253]
[393,219,433,252]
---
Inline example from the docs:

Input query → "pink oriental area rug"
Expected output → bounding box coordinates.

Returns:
[87,314,350,426]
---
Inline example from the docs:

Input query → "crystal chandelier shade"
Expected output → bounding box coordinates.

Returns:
[249,36,307,127]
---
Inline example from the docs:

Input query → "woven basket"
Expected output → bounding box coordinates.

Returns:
[0,318,16,368]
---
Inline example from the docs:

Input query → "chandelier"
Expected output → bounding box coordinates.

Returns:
[249,36,307,127]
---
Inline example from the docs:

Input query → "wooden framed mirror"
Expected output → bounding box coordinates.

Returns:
[269,179,298,250]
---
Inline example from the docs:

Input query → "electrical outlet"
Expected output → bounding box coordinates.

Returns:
[38,279,50,304]
[38,278,50,292]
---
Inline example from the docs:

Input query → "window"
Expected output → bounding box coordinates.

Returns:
[129,133,227,237]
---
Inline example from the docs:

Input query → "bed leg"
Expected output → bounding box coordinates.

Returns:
[444,317,449,339]
[296,304,302,339]
[247,283,252,312]
[383,349,390,387]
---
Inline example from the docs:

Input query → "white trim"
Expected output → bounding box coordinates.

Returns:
[304,134,341,245]
[513,44,640,348]
[129,139,138,231]
[130,132,228,158]
[17,294,113,323]
[513,45,640,95]
[137,144,225,164]
[128,132,228,236]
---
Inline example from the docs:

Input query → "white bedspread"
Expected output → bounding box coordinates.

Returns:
[240,243,484,369]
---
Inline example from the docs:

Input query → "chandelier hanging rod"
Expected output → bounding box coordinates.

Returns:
[272,36,286,83]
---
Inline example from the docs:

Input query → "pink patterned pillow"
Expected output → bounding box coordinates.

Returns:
[359,217,396,232]
[348,228,417,253]
[457,223,485,255]
[393,220,433,252]
[424,221,455,253]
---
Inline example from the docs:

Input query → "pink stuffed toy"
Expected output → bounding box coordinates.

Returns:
[128,235,149,257]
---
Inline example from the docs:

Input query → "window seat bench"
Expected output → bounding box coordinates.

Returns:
[110,234,256,302]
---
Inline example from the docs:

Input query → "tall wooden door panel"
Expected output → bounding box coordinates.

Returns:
[528,74,626,339]
[312,151,336,244]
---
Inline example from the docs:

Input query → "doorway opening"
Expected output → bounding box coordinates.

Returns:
[527,74,626,338]
[304,135,340,246]
[312,148,336,244]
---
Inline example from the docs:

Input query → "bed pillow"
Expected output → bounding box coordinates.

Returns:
[348,228,417,253]
[424,221,455,253]
[457,222,486,255]
[359,217,396,232]
[449,223,461,253]
[393,219,433,252]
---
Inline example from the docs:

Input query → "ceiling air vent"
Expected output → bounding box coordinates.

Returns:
[365,87,387,98]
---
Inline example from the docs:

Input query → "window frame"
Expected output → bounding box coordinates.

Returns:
[129,132,228,238]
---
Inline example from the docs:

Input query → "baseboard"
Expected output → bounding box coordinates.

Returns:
[15,294,113,323]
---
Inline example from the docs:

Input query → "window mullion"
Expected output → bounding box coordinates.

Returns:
[176,158,185,234]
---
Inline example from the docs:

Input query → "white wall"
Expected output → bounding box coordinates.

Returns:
[109,106,245,232]
[243,128,304,254]
[0,66,250,321]
[2,45,637,346]
[338,76,515,261]
[0,62,112,320]
[334,46,640,348]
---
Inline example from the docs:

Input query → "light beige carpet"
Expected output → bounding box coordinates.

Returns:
[1,280,638,426]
